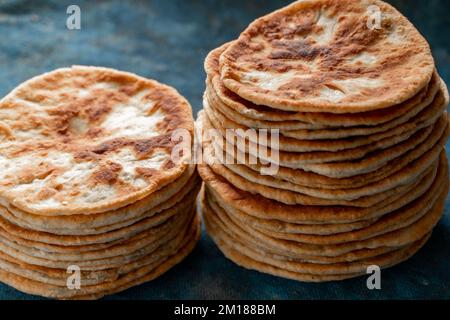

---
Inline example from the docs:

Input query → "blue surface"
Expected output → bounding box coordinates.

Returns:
[0,0,449,300]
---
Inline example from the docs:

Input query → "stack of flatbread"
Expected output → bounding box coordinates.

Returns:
[0,66,200,299]
[199,0,449,282]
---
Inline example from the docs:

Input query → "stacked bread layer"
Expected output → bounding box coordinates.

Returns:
[199,0,449,282]
[0,66,200,299]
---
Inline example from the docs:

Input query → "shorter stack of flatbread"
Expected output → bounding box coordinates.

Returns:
[0,66,200,299]
[199,0,450,282]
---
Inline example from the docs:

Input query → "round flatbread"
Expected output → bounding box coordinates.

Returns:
[0,66,194,216]
[205,42,440,128]
[219,0,435,113]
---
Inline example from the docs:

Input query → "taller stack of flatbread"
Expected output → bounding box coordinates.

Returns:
[0,66,200,299]
[199,0,450,282]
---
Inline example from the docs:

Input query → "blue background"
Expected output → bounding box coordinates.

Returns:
[0,0,448,300]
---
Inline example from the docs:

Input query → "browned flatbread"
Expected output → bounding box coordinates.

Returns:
[203,195,401,264]
[199,152,448,224]
[0,192,197,252]
[205,187,376,236]
[232,117,449,189]
[0,66,201,299]
[219,0,435,113]
[208,175,446,245]
[0,66,195,216]
[0,216,201,299]
[204,111,447,175]
[203,179,446,258]
[199,0,448,286]
[200,148,438,207]
[205,209,431,281]
[205,42,439,128]
[0,174,200,244]
[0,206,195,269]
[0,166,198,235]
[205,77,446,149]
[206,74,441,134]
[212,155,447,237]
[202,122,439,202]
[0,209,197,287]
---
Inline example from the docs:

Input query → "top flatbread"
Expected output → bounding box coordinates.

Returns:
[0,66,194,215]
[206,43,439,128]
[220,0,435,113]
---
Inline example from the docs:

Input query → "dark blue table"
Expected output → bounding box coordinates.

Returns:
[0,0,448,300]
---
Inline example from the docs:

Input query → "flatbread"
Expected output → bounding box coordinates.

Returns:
[210,154,446,237]
[0,66,201,299]
[205,187,377,236]
[205,111,447,175]
[203,180,446,258]
[207,76,442,140]
[203,125,440,201]
[198,0,447,286]
[0,66,194,216]
[205,208,431,281]
[203,138,437,206]
[207,173,445,245]
[0,216,201,299]
[204,88,446,153]
[0,187,199,248]
[0,166,199,235]
[246,114,447,176]
[199,151,448,224]
[0,208,196,272]
[219,0,435,113]
[205,42,439,127]
[0,211,197,287]
[233,116,449,189]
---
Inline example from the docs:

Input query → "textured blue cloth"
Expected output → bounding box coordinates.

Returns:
[0,0,448,300]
